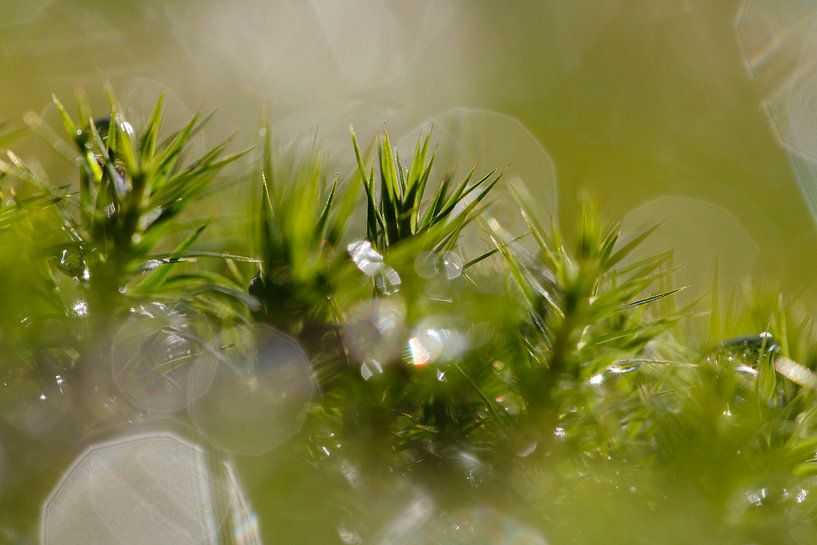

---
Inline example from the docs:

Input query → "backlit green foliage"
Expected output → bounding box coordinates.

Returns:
[1,94,817,544]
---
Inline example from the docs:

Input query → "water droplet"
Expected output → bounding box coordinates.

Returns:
[495,393,524,416]
[71,301,88,318]
[348,240,384,276]
[374,266,401,295]
[516,440,538,458]
[407,321,468,367]
[441,251,462,280]
[797,488,809,504]
[553,426,566,440]
[414,251,439,279]
[348,240,402,294]
[746,487,768,507]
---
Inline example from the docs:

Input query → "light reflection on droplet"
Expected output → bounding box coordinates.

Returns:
[796,488,809,504]
[190,324,315,456]
[441,251,463,280]
[40,431,260,545]
[374,267,402,295]
[348,240,402,294]
[348,240,384,276]
[71,301,88,318]
[407,322,468,367]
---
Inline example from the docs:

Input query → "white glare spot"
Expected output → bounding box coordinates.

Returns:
[746,487,768,507]
[797,488,809,504]
[347,240,384,276]
[553,426,566,440]
[441,251,463,280]
[407,324,468,367]
[588,373,605,386]
[71,301,87,317]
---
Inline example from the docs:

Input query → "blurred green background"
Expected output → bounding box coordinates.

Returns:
[0,0,812,299]
[7,2,817,544]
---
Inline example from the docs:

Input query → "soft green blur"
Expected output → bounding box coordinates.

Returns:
[4,2,817,545]
[1,0,813,299]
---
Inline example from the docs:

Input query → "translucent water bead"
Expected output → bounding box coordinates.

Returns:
[190,324,315,455]
[111,303,219,414]
[40,431,261,545]
[348,240,401,295]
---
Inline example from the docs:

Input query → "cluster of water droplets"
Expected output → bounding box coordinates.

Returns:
[348,240,401,295]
